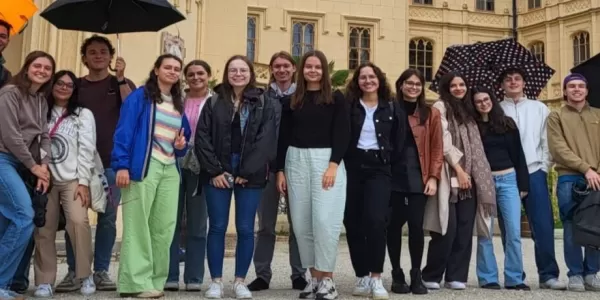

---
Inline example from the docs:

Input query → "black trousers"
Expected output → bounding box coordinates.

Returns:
[422,196,476,283]
[344,150,391,277]
[387,192,428,273]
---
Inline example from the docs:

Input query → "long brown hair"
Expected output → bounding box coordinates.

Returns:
[470,86,516,134]
[10,51,56,96]
[269,51,296,83]
[220,55,257,101]
[144,54,184,114]
[345,62,392,104]
[396,68,430,125]
[291,50,332,109]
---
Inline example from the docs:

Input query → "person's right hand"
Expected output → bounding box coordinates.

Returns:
[585,169,600,191]
[457,170,472,190]
[30,164,49,181]
[36,178,49,194]
[211,172,231,189]
[116,169,130,188]
[277,171,287,194]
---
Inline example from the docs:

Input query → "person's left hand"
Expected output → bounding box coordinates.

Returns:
[75,185,90,208]
[235,177,248,185]
[115,57,126,81]
[174,129,186,150]
[322,165,338,190]
[36,178,49,194]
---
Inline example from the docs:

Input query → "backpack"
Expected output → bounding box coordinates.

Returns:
[572,183,600,250]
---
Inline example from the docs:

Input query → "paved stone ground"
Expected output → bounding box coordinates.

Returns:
[24,236,593,299]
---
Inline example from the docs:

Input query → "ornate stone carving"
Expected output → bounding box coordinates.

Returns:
[462,3,468,10]
[254,63,270,84]
[564,0,591,14]
[442,1,448,8]
[468,13,504,26]
[161,32,186,60]
[522,10,546,26]
[408,6,442,21]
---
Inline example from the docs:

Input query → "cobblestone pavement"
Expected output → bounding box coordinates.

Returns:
[23,237,595,299]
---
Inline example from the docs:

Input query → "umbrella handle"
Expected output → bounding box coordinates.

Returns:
[109,34,122,73]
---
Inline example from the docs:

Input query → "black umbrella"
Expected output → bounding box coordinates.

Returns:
[40,0,185,34]
[571,52,600,108]
[430,38,555,100]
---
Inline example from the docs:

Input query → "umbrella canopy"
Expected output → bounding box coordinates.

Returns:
[0,0,38,36]
[430,38,555,100]
[39,0,185,34]
[571,52,600,108]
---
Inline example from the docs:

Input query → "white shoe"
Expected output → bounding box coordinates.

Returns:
[444,281,466,290]
[316,277,338,300]
[370,277,389,300]
[422,281,440,290]
[568,275,585,292]
[585,274,600,291]
[233,281,252,299]
[352,276,371,296]
[186,283,202,291]
[80,276,96,296]
[299,278,318,299]
[34,284,53,298]
[205,281,224,299]
[541,278,568,290]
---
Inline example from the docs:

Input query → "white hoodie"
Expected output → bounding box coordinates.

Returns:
[48,106,97,186]
[500,97,551,174]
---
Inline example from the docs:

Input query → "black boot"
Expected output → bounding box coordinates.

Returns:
[410,269,428,295]
[390,269,410,294]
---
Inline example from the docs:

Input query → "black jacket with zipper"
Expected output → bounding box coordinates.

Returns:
[345,98,407,169]
[194,85,276,188]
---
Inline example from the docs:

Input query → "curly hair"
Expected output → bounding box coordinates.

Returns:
[345,62,392,104]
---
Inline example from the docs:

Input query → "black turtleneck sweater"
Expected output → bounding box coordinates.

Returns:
[403,100,418,116]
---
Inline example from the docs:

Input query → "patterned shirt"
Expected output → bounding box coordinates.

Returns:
[151,94,182,164]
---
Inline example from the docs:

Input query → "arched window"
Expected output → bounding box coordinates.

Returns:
[572,31,590,66]
[409,38,434,82]
[529,41,545,63]
[247,16,257,62]
[348,25,372,70]
[291,20,315,58]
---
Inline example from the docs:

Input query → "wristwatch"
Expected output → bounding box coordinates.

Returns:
[118,79,127,85]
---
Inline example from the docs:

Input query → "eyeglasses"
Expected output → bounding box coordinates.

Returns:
[228,68,250,75]
[55,80,74,89]
[404,81,422,88]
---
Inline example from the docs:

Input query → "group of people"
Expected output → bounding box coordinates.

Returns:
[0,17,599,300]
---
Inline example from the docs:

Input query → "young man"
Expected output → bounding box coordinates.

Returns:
[499,68,566,290]
[247,51,307,291]
[0,20,12,87]
[547,73,600,292]
[55,35,135,292]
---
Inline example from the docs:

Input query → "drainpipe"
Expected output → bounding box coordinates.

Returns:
[512,0,518,40]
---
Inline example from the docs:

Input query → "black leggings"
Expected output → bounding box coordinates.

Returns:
[387,192,427,271]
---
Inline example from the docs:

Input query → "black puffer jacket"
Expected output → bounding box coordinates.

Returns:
[194,85,276,187]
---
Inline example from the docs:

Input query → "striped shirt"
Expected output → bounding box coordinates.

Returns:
[151,94,182,164]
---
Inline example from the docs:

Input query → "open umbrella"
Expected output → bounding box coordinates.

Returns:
[430,38,555,100]
[40,0,185,54]
[571,52,600,108]
[0,0,38,36]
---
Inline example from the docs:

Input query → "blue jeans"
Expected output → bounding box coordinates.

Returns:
[0,152,35,289]
[476,171,524,286]
[557,176,600,277]
[167,169,208,284]
[66,168,120,273]
[10,236,34,291]
[205,154,262,278]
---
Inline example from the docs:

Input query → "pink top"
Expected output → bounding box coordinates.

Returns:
[184,95,208,139]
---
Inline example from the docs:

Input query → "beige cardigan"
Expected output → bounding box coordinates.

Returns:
[423,101,492,239]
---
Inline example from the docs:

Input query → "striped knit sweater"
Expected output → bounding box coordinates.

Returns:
[151,94,183,164]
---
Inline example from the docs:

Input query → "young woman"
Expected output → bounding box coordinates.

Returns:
[471,86,530,290]
[194,55,275,299]
[387,68,443,295]
[343,62,404,300]
[112,54,191,298]
[277,50,350,300]
[165,59,213,292]
[249,51,307,292]
[32,70,97,298]
[0,51,55,300]
[421,72,496,290]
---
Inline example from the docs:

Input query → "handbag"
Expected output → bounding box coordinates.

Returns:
[89,151,109,213]
[179,144,201,174]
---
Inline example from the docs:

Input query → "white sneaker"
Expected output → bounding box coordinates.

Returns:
[34,284,53,298]
[205,281,224,299]
[299,278,318,299]
[422,281,440,290]
[585,274,600,291]
[186,283,202,291]
[370,277,389,300]
[316,277,338,300]
[80,276,96,296]
[352,276,371,296]
[444,281,466,290]
[233,281,252,299]
[568,275,585,292]
[541,278,568,290]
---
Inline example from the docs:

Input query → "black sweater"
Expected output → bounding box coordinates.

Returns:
[277,90,350,171]
[478,121,529,193]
